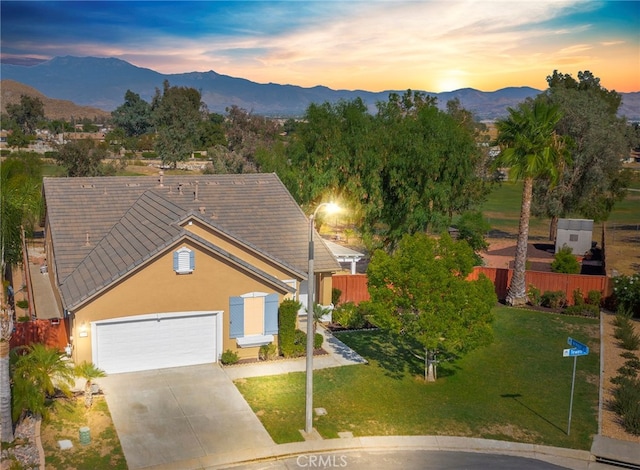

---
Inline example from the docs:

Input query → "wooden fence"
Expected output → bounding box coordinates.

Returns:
[333,268,611,306]
[10,318,69,351]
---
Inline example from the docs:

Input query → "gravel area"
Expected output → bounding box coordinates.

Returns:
[1,414,42,469]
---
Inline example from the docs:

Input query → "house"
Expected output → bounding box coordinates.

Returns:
[42,173,340,373]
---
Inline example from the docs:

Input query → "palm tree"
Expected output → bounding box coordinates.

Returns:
[11,343,75,421]
[74,361,106,408]
[0,303,14,443]
[494,100,567,306]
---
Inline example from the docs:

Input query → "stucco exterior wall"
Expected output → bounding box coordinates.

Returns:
[70,239,289,364]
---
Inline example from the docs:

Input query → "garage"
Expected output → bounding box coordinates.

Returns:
[91,311,223,374]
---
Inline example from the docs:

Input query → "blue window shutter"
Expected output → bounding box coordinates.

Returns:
[264,293,279,335]
[189,250,195,270]
[173,251,179,271]
[229,296,244,338]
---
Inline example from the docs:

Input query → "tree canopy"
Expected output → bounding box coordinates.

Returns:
[0,153,43,269]
[54,139,110,177]
[111,90,154,137]
[367,232,496,381]
[151,80,205,168]
[6,94,45,135]
[532,70,631,229]
[282,91,488,249]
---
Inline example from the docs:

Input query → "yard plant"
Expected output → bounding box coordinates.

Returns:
[235,307,599,450]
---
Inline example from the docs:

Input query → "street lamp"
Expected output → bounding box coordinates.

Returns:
[305,202,339,435]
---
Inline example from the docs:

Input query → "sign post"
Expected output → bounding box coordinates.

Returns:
[564,337,588,436]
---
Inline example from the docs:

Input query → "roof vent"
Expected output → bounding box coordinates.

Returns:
[85,232,90,246]
[158,170,164,188]
[178,183,183,195]
[199,206,206,215]
[81,184,95,189]
[194,181,199,201]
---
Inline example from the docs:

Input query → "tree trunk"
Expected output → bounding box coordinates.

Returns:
[425,349,437,382]
[506,177,533,307]
[549,216,558,242]
[0,341,14,442]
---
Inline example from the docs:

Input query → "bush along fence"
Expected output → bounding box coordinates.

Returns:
[333,267,611,308]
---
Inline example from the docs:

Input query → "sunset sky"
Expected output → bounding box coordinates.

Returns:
[1,1,638,93]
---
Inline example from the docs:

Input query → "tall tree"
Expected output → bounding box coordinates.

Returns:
[494,100,567,306]
[368,233,496,381]
[0,153,43,270]
[283,92,486,249]
[152,81,204,168]
[6,95,44,135]
[111,90,154,137]
[54,139,108,177]
[533,71,631,237]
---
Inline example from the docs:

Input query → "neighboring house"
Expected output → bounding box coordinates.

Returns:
[42,173,340,373]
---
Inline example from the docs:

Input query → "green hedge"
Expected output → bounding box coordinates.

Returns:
[278,299,300,358]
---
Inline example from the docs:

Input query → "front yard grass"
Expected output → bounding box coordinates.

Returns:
[235,306,600,450]
[41,396,126,470]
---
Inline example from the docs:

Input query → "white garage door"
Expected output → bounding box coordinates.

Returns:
[92,311,222,374]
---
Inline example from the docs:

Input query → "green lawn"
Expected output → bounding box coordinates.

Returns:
[235,307,600,450]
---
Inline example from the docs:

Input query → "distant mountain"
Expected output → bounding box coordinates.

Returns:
[1,56,638,120]
[1,79,111,121]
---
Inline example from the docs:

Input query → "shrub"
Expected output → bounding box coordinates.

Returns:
[572,288,585,307]
[587,290,602,307]
[141,151,157,159]
[15,299,29,309]
[613,273,640,317]
[611,377,640,435]
[220,349,239,365]
[314,332,324,350]
[331,287,342,306]
[551,246,581,274]
[527,285,542,306]
[617,357,640,377]
[278,299,301,357]
[292,330,307,357]
[541,290,567,309]
[332,301,368,329]
[259,343,278,361]
[619,329,640,351]
[565,304,600,318]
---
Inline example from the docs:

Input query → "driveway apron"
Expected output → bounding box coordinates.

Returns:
[99,363,274,469]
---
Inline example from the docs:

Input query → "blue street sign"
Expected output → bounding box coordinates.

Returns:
[563,348,588,357]
[567,337,589,354]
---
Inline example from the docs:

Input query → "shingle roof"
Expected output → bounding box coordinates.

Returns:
[43,174,340,310]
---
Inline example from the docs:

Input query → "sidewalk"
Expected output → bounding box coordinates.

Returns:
[223,320,367,380]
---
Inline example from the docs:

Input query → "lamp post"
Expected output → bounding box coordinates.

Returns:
[305,202,339,435]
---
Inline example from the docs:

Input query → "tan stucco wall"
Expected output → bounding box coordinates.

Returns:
[70,239,288,364]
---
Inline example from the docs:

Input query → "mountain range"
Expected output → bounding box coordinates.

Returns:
[1,56,639,120]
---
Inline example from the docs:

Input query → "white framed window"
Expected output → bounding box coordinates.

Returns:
[173,247,195,274]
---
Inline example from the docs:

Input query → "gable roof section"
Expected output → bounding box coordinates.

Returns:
[59,191,184,308]
[43,174,339,309]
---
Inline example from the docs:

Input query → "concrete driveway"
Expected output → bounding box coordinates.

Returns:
[99,364,274,469]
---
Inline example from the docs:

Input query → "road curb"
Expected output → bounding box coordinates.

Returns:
[141,436,594,470]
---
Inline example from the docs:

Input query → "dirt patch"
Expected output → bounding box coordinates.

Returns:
[482,238,555,271]
[40,396,126,470]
